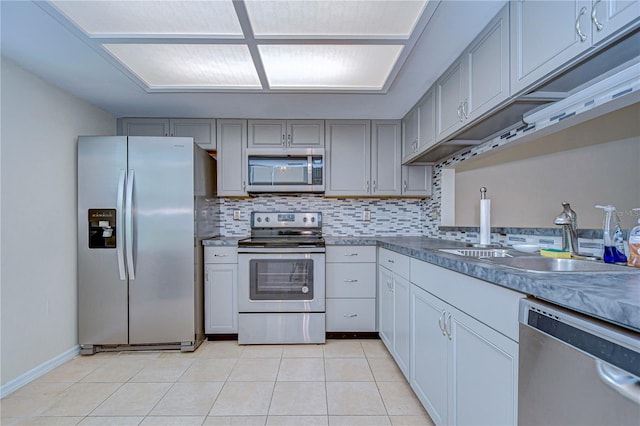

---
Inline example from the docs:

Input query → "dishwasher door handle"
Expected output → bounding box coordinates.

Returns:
[597,360,640,405]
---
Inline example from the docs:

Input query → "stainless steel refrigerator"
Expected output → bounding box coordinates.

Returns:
[77,136,216,354]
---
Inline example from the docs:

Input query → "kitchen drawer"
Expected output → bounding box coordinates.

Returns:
[378,247,410,279]
[204,246,238,264]
[326,245,376,263]
[326,263,376,298]
[326,298,376,332]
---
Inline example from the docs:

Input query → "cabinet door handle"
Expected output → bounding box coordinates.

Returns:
[344,313,358,318]
[205,270,209,281]
[287,134,291,146]
[462,100,469,119]
[591,0,603,31]
[282,134,286,147]
[373,180,377,192]
[576,6,588,42]
[438,310,446,335]
[446,313,453,340]
[242,181,246,191]
[457,104,463,121]
[366,180,370,192]
[403,180,407,192]
[343,279,358,283]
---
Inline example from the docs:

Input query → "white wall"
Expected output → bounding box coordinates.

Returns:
[0,58,115,387]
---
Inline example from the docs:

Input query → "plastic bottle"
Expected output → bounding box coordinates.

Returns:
[595,205,628,264]
[627,208,640,268]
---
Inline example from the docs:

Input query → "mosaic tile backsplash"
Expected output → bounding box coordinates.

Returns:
[206,195,426,237]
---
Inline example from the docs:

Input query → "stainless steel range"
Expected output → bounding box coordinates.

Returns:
[237,212,325,344]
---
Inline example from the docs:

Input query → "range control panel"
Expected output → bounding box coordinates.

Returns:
[250,212,322,228]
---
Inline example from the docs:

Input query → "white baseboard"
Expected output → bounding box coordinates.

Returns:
[1,345,80,398]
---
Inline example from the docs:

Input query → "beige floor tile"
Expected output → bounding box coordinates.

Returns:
[325,358,373,382]
[377,382,427,416]
[277,358,325,382]
[37,358,102,383]
[150,382,223,416]
[323,340,365,359]
[367,357,405,382]
[329,415,392,425]
[91,383,172,416]
[196,342,243,359]
[208,382,274,416]
[42,383,122,417]
[129,359,192,383]
[6,381,73,400]
[389,414,435,426]
[8,416,84,425]
[282,345,324,358]
[268,382,327,416]
[203,416,266,425]
[326,382,386,416]
[80,359,146,383]
[0,395,57,418]
[228,358,280,382]
[240,346,283,359]
[141,416,205,425]
[360,340,393,359]
[78,416,143,425]
[267,415,328,425]
[179,359,237,382]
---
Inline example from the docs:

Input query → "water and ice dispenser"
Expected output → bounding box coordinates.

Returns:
[88,209,116,248]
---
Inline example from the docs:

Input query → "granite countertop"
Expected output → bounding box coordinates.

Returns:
[325,236,640,332]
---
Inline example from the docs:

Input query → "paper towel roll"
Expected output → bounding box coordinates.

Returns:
[480,199,491,245]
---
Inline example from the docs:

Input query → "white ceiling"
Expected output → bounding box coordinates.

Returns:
[0,0,508,119]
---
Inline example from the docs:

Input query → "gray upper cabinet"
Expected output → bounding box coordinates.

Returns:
[325,120,371,196]
[465,3,510,122]
[591,0,640,44]
[371,120,402,196]
[402,164,432,197]
[402,87,436,164]
[120,118,170,137]
[216,119,247,197]
[510,0,593,95]
[171,119,216,150]
[437,3,510,142]
[119,118,216,150]
[248,120,324,148]
[512,0,638,95]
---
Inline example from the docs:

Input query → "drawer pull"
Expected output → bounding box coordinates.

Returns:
[344,253,359,256]
[343,279,359,283]
[387,259,395,264]
[344,313,358,318]
[214,254,228,257]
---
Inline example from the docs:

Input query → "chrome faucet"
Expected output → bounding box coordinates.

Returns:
[554,202,579,255]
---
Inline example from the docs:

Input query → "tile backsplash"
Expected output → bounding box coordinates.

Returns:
[206,195,426,237]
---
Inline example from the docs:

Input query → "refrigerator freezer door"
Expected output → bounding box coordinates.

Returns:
[78,136,129,346]
[127,137,195,344]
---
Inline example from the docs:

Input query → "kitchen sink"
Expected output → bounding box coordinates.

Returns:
[487,256,634,273]
[439,248,512,258]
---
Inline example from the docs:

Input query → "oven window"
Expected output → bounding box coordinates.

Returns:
[249,259,314,300]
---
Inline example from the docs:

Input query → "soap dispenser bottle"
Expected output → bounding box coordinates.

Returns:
[627,208,640,268]
[595,205,628,264]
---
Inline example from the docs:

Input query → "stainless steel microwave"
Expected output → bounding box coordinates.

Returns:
[246,148,324,193]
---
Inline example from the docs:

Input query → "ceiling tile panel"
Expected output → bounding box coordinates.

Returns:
[103,44,261,88]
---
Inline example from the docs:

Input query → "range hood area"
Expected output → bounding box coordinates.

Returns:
[410,29,640,164]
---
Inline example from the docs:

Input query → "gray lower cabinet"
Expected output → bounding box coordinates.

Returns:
[325,246,377,332]
[410,258,521,426]
[204,246,238,334]
[378,248,411,377]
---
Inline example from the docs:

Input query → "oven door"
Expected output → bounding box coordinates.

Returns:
[238,251,325,313]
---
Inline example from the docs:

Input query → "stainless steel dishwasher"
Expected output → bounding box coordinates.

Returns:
[518,298,640,425]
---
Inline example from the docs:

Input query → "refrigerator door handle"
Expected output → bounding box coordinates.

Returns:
[125,169,136,280]
[116,170,127,280]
